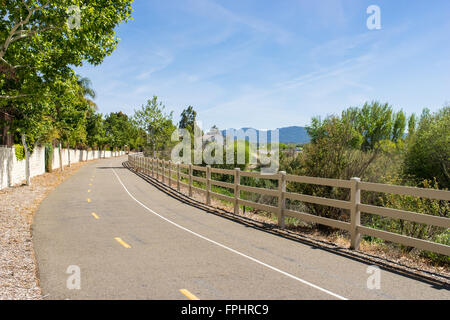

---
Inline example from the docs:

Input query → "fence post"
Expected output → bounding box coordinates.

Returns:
[156,158,159,179]
[206,165,211,205]
[350,177,361,250]
[151,158,154,177]
[278,171,286,228]
[168,161,172,187]
[177,163,180,192]
[162,159,165,184]
[234,168,241,215]
[189,164,193,197]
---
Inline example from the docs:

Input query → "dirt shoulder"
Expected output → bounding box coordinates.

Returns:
[0,161,93,300]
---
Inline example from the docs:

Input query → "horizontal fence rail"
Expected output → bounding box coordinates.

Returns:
[128,154,450,257]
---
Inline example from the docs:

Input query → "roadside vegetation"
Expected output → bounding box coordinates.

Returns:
[153,102,449,266]
[1,1,138,180]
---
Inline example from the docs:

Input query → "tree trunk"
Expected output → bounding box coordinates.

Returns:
[59,142,64,171]
[21,134,31,186]
[67,142,71,167]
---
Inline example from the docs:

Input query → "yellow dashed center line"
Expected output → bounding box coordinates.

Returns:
[88,189,91,193]
[87,198,91,203]
[114,237,131,248]
[179,289,200,300]
[91,213,99,219]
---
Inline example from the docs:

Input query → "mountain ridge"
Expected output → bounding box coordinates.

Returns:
[220,126,310,144]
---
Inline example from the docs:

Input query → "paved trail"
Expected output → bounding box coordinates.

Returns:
[33,157,449,300]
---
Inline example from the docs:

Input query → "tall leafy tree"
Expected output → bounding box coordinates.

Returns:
[0,1,133,177]
[0,0,134,102]
[404,106,450,189]
[134,96,175,156]
[85,108,105,149]
[179,105,197,131]
[104,111,134,151]
[76,76,97,111]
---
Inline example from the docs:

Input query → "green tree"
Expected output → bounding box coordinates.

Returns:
[0,0,134,102]
[284,102,407,222]
[76,76,97,111]
[1,1,133,177]
[104,111,134,151]
[86,109,105,149]
[179,105,197,131]
[404,106,450,189]
[133,96,176,157]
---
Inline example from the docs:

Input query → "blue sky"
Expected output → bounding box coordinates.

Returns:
[76,0,450,130]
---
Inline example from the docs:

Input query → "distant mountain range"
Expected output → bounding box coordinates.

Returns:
[220,126,310,145]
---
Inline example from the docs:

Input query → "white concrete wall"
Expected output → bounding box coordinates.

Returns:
[0,146,45,190]
[0,146,125,190]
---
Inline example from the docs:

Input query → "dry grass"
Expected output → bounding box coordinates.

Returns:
[0,161,93,300]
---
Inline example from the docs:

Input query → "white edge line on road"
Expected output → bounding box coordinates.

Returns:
[111,166,348,300]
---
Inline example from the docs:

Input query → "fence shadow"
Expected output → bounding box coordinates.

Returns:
[122,161,450,290]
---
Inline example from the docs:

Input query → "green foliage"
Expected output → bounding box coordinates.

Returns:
[104,112,134,149]
[277,102,448,263]
[280,101,408,225]
[86,109,106,148]
[133,96,176,154]
[1,0,134,102]
[14,143,24,161]
[403,106,450,189]
[49,76,90,148]
[367,178,449,263]
[308,101,407,153]
[1,0,134,152]
[179,106,197,131]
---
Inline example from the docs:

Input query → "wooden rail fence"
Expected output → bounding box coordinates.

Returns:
[128,154,450,256]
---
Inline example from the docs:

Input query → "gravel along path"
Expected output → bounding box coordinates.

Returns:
[0,162,92,300]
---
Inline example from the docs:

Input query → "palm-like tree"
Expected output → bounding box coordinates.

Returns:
[77,76,98,111]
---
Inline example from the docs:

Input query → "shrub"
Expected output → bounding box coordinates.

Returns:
[366,178,449,263]
[14,144,25,161]
[404,106,450,189]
